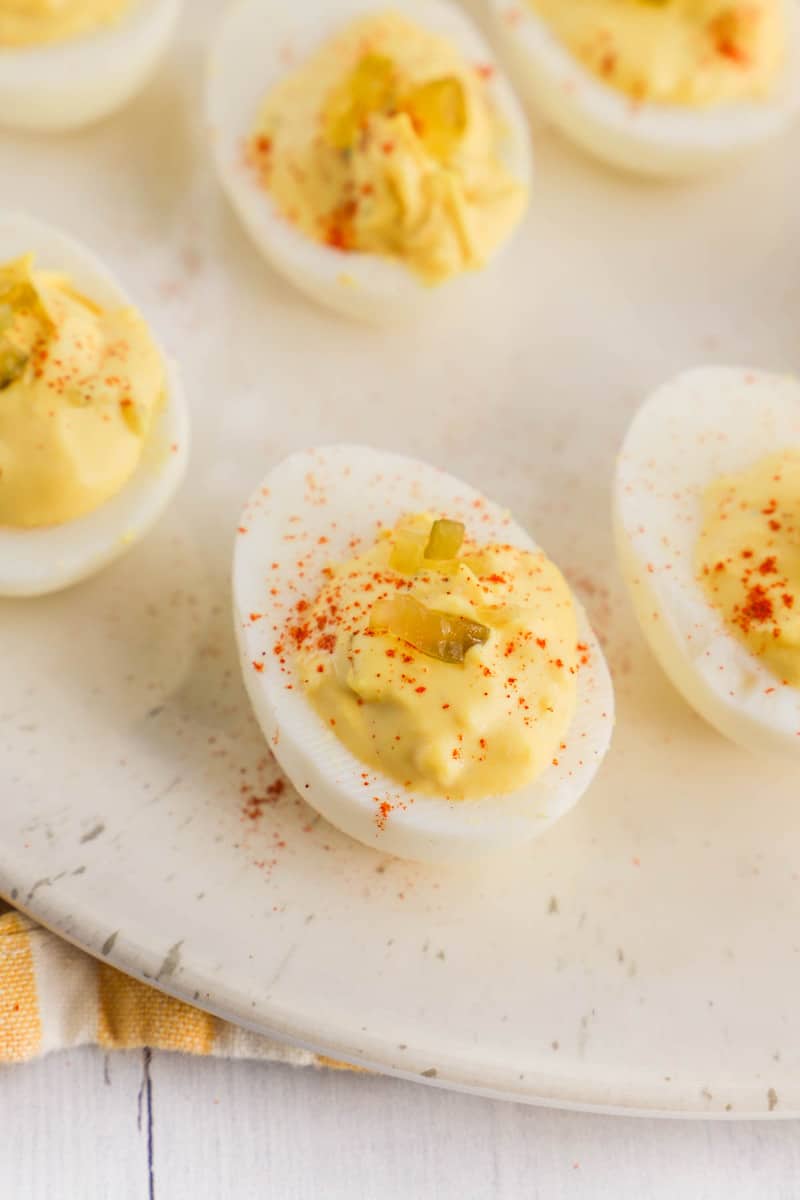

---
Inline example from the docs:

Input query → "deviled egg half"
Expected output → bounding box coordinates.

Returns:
[615,367,800,756]
[0,0,182,132]
[488,0,800,175]
[234,446,614,863]
[0,212,189,597]
[207,0,532,323]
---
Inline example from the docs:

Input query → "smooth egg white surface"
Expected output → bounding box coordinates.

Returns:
[488,0,800,175]
[0,212,189,598]
[615,367,800,755]
[0,0,182,132]
[233,445,614,863]
[207,0,533,323]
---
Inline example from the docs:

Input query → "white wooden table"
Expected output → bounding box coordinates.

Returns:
[1,1049,798,1197]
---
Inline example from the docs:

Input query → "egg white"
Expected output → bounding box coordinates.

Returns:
[207,0,533,323]
[615,366,800,755]
[488,0,800,176]
[233,445,614,863]
[0,211,189,598]
[0,0,182,132]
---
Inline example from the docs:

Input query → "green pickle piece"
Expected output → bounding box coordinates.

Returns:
[389,528,428,575]
[424,518,465,560]
[370,593,490,664]
[0,259,51,390]
[324,53,396,150]
[0,334,28,390]
[401,76,467,162]
[0,293,33,390]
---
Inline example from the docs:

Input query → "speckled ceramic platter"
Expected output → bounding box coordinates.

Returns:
[2,1,800,1117]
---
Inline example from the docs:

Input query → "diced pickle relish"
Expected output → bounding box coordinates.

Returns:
[424,518,465,561]
[370,593,490,663]
[389,527,428,575]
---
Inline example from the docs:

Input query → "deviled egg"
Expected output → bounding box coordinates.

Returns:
[615,367,800,755]
[207,0,532,322]
[488,0,800,175]
[0,0,182,132]
[0,212,188,597]
[233,446,614,863]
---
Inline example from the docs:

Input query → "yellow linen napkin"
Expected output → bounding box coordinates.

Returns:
[0,908,354,1070]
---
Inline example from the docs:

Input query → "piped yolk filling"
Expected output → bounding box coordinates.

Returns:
[0,254,164,528]
[0,0,133,48]
[528,0,784,107]
[247,11,527,285]
[294,513,580,800]
[696,449,800,686]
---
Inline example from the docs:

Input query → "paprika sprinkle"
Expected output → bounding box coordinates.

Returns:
[696,449,800,685]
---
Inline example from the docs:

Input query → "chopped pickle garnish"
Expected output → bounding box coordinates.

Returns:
[323,59,466,162]
[0,332,28,390]
[0,262,50,390]
[370,594,490,663]
[324,53,396,150]
[389,527,428,575]
[400,76,467,162]
[424,518,465,560]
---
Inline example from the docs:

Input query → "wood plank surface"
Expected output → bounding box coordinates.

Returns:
[3,1047,800,1199]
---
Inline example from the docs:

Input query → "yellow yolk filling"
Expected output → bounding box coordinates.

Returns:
[696,450,800,686]
[248,11,527,285]
[528,0,784,106]
[295,514,580,800]
[0,255,164,528]
[0,0,133,48]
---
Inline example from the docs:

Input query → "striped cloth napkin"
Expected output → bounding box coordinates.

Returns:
[0,905,353,1070]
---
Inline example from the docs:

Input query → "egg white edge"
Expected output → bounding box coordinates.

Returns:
[0,210,190,598]
[0,0,183,131]
[488,0,800,175]
[614,365,800,756]
[233,444,615,863]
[206,0,533,323]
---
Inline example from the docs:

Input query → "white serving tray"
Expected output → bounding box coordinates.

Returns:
[2,0,799,1116]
